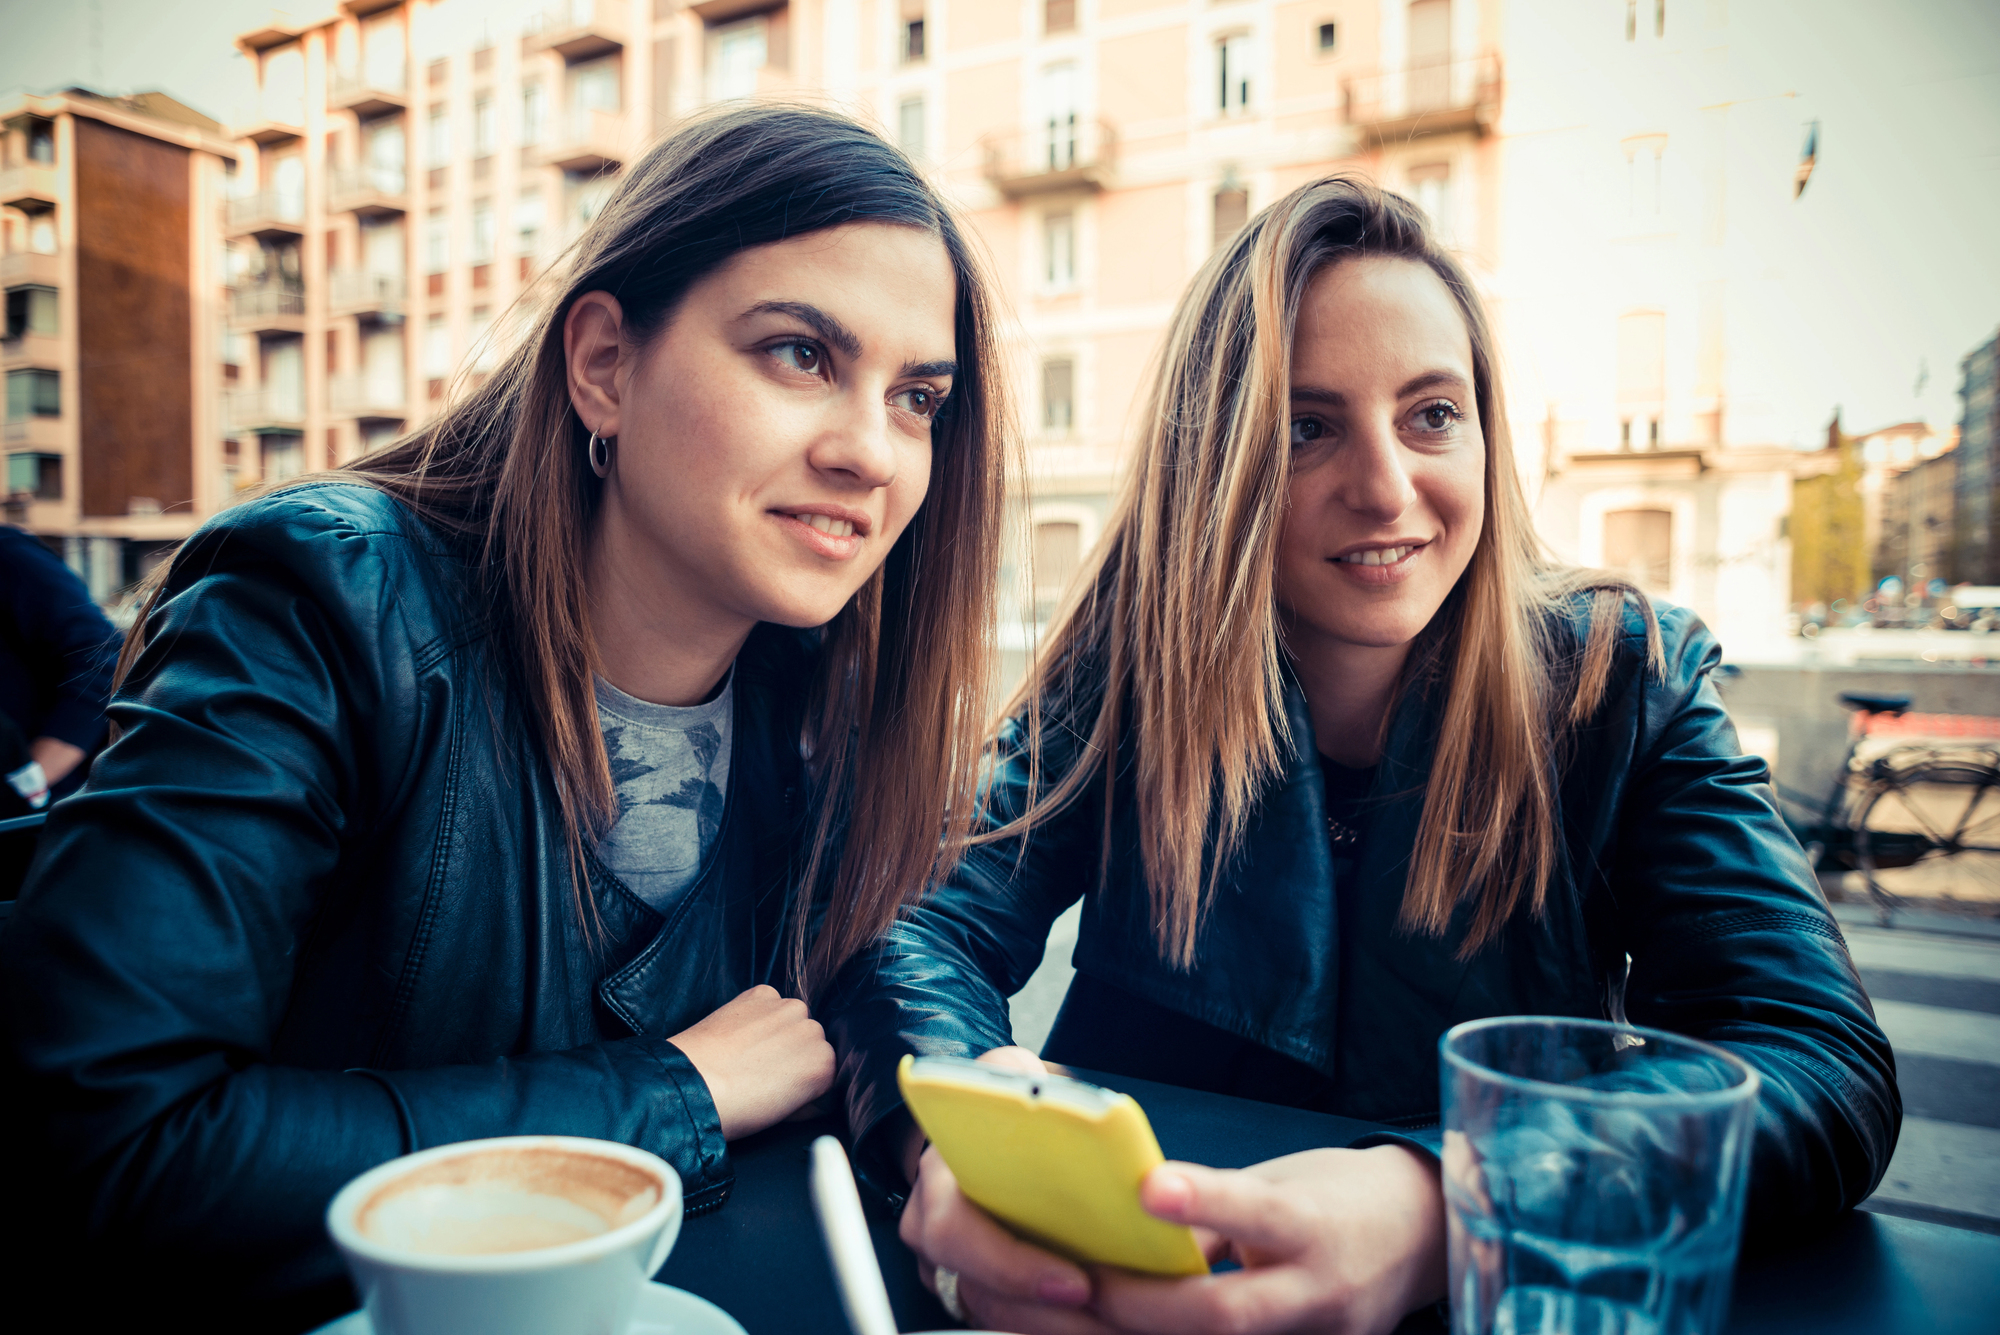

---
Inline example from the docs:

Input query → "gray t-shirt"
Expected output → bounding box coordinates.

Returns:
[595,673,733,913]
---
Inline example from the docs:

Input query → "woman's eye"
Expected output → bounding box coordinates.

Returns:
[1413,400,1464,433]
[1289,416,1327,447]
[892,386,947,420]
[770,341,823,375]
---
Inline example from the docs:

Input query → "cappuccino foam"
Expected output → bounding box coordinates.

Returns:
[357,1147,662,1257]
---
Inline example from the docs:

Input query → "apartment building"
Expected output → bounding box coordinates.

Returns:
[1953,330,2000,584]
[225,0,1497,652]
[1,89,236,598]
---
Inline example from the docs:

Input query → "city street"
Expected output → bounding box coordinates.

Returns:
[1011,902,2000,1234]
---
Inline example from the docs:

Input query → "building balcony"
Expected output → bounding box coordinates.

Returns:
[328,269,407,321]
[523,0,627,62]
[2,415,65,450]
[329,375,409,422]
[330,67,410,119]
[981,118,1117,199]
[328,163,408,218]
[0,162,59,214]
[225,189,307,241]
[0,331,61,370]
[0,249,61,288]
[224,387,306,434]
[230,280,306,335]
[1344,53,1502,147]
[536,108,626,174]
[238,113,306,147]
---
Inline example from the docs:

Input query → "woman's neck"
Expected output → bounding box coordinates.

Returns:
[586,512,752,708]
[1287,628,1413,769]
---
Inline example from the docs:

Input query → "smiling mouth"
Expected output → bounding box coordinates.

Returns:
[1334,543,1426,567]
[796,514,857,539]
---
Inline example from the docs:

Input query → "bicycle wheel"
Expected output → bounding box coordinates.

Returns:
[1854,756,2000,912]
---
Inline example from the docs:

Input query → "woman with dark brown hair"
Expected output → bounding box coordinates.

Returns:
[3,104,1008,1329]
[823,176,1897,1334]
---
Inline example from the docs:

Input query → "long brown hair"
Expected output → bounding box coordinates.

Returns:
[1003,176,1659,966]
[117,104,1010,995]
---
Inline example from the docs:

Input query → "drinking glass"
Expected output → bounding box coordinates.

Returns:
[1440,1016,1760,1335]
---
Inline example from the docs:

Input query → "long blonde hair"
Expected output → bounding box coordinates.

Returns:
[1003,176,1658,965]
[117,105,1009,996]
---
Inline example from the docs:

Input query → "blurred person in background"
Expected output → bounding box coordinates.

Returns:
[0,522,119,817]
[824,178,1899,1335]
[2,104,1007,1330]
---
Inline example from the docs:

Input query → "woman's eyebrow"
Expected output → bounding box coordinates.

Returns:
[738,300,863,359]
[902,358,958,379]
[1397,370,1469,397]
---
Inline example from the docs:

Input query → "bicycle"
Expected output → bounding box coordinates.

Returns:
[1775,691,2000,923]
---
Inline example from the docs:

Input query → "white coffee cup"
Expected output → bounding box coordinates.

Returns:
[327,1135,682,1335]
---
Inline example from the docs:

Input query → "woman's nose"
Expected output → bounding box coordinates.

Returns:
[1336,418,1418,523]
[807,397,899,490]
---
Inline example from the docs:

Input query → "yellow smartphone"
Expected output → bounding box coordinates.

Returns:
[896,1054,1208,1276]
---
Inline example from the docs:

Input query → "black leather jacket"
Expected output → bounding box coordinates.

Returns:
[3,484,812,1327]
[826,602,1900,1232]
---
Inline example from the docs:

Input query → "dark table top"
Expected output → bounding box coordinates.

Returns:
[656,1067,2000,1335]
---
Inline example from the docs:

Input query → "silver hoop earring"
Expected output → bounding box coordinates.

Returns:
[587,430,613,479]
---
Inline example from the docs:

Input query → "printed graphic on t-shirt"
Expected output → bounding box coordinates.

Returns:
[595,676,733,913]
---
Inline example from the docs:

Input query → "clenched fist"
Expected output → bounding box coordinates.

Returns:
[669,985,836,1140]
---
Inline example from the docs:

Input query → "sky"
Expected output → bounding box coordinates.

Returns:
[2,0,1995,437]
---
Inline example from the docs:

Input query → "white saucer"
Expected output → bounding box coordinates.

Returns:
[308,1281,749,1335]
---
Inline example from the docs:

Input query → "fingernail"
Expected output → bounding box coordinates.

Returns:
[1037,1274,1090,1306]
[1147,1169,1193,1219]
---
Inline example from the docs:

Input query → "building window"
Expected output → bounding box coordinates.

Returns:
[1656,0,1667,37]
[1625,137,1666,216]
[1616,308,1667,418]
[326,328,339,374]
[1033,519,1083,604]
[901,0,926,63]
[1217,34,1252,114]
[425,208,448,274]
[897,96,926,157]
[1317,21,1338,53]
[6,451,60,499]
[428,58,448,86]
[1409,162,1450,236]
[262,434,304,484]
[470,305,497,371]
[426,104,449,167]
[1604,508,1672,589]
[4,285,58,339]
[521,82,547,145]
[1620,419,1633,449]
[473,95,496,158]
[516,189,546,258]
[471,200,495,264]
[5,368,59,420]
[26,118,55,163]
[1039,63,1079,170]
[1045,0,1076,34]
[705,16,770,101]
[1042,357,1074,432]
[424,314,451,379]
[1043,210,1075,287]
[1212,186,1248,247]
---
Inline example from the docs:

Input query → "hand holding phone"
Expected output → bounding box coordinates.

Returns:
[896,1054,1208,1277]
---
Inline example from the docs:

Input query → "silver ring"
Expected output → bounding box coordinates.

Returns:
[934,1265,967,1322]
[586,429,613,478]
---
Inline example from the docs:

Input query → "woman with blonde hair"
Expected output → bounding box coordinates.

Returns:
[824,177,1897,1334]
[4,104,1007,1329]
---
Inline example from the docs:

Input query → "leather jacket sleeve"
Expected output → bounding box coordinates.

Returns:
[1,501,728,1315]
[1605,612,1900,1232]
[824,720,1089,1197]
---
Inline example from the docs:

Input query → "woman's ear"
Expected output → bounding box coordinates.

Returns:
[564,291,627,437]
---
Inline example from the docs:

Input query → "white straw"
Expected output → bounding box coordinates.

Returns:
[809,1135,901,1335]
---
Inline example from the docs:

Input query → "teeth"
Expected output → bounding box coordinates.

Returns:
[802,515,855,538]
[1339,545,1415,566]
